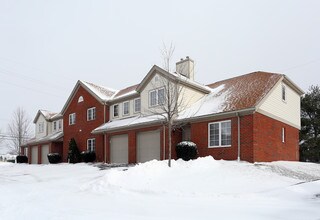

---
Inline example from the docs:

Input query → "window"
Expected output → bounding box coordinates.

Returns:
[208,120,231,147]
[158,88,165,105]
[282,84,286,102]
[87,138,96,152]
[113,105,119,117]
[38,122,44,133]
[69,113,76,125]
[58,120,62,130]
[123,101,129,115]
[87,107,96,121]
[149,87,165,107]
[53,121,57,131]
[150,90,157,106]
[282,127,285,143]
[134,98,141,113]
[78,96,84,103]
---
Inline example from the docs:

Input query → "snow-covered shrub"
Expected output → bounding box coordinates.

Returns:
[48,153,61,164]
[176,141,198,161]
[81,151,96,163]
[16,155,28,163]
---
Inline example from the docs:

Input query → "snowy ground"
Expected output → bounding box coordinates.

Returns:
[0,157,319,220]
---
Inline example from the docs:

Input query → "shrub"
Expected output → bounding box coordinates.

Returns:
[176,141,198,161]
[68,138,81,163]
[47,153,62,164]
[81,151,96,163]
[16,155,28,163]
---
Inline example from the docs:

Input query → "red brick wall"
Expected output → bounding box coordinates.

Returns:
[50,142,63,157]
[253,113,299,162]
[63,85,109,162]
[189,113,299,163]
[190,117,241,161]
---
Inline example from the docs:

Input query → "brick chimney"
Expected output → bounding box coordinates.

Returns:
[176,56,194,80]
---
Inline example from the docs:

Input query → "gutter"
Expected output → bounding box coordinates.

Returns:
[176,107,256,124]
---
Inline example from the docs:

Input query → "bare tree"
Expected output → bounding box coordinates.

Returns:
[7,107,32,155]
[148,43,188,167]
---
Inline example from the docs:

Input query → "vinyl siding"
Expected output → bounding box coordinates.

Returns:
[257,81,301,129]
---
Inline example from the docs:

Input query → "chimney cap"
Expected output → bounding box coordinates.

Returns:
[186,56,189,59]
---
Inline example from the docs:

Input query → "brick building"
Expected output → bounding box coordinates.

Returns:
[22,57,304,164]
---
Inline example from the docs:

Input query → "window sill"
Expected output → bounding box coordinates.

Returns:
[208,145,231,148]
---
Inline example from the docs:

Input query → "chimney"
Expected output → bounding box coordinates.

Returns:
[176,56,194,80]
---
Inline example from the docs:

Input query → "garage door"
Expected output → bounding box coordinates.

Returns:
[137,130,160,163]
[110,134,128,164]
[41,145,49,164]
[31,146,38,164]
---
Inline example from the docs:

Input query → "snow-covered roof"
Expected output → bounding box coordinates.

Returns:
[93,115,165,133]
[33,110,61,123]
[23,131,63,146]
[177,71,282,120]
[81,81,118,101]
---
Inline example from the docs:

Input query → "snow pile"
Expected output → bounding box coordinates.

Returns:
[0,158,319,220]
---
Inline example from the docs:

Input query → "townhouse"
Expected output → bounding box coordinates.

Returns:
[22,57,304,163]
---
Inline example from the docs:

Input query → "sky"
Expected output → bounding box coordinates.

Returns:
[0,0,319,152]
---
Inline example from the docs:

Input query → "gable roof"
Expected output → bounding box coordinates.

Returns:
[33,110,60,123]
[61,80,118,114]
[136,65,211,94]
[177,71,294,120]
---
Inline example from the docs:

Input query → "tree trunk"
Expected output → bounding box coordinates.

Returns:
[168,120,172,167]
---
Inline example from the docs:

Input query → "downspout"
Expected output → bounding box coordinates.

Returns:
[163,124,166,160]
[103,102,106,163]
[237,112,241,162]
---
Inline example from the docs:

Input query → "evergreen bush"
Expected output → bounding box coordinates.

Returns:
[47,153,62,164]
[68,138,81,163]
[176,141,198,161]
[81,150,96,163]
[16,155,28,163]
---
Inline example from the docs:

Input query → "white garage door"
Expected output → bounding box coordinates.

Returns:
[31,146,38,164]
[110,134,128,164]
[137,130,160,163]
[41,145,49,164]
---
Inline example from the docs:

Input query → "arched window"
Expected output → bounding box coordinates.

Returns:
[78,96,84,103]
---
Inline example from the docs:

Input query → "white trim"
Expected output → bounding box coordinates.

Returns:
[282,127,285,143]
[149,87,165,107]
[123,101,130,116]
[87,107,96,121]
[113,104,119,118]
[208,120,232,148]
[134,98,141,113]
[87,138,96,152]
[69,113,76,125]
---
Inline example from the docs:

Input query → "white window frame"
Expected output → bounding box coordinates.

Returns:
[282,127,285,143]
[53,121,57,131]
[113,104,119,117]
[69,113,76,125]
[58,120,62,130]
[282,84,286,102]
[134,98,141,113]
[123,101,129,116]
[149,87,165,107]
[208,120,232,148]
[87,138,96,152]
[38,122,44,133]
[87,107,96,121]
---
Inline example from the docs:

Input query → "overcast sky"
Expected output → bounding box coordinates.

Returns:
[0,0,319,152]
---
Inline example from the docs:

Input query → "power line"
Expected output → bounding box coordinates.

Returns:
[278,58,320,72]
